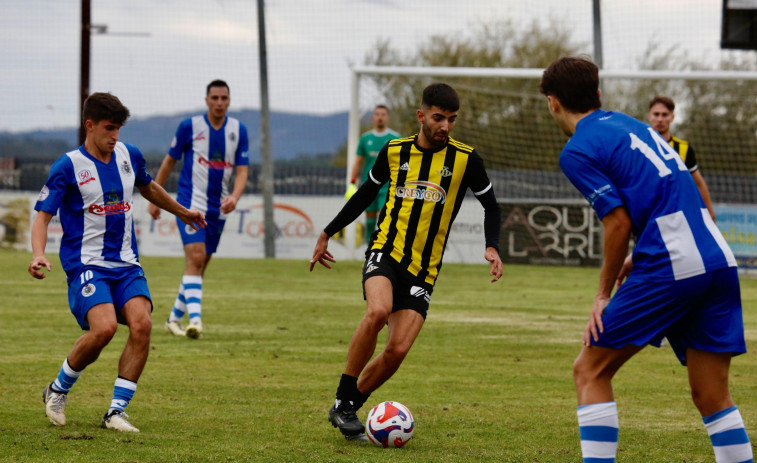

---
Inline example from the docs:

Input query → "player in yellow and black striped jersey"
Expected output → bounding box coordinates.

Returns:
[648,95,716,221]
[310,83,503,441]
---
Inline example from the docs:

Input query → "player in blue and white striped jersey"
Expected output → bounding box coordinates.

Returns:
[540,57,751,463]
[148,80,250,339]
[30,93,206,433]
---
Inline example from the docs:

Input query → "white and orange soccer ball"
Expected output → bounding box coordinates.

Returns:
[364,401,414,448]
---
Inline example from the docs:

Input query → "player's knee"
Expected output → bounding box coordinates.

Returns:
[128,316,152,339]
[363,305,390,330]
[383,342,411,364]
[90,323,117,346]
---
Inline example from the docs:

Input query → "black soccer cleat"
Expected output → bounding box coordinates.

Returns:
[328,401,365,437]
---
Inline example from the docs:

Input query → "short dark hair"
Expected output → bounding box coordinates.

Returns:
[421,83,460,112]
[207,79,230,96]
[375,104,389,112]
[649,95,675,111]
[82,92,130,125]
[539,56,601,113]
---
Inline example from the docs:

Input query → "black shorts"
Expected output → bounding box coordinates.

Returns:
[362,250,434,319]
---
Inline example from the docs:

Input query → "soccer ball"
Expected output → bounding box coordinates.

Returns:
[365,401,414,448]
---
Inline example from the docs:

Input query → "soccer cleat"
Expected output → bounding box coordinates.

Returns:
[185,321,202,339]
[42,383,68,426]
[101,409,139,432]
[164,319,185,336]
[345,432,369,442]
[328,401,365,437]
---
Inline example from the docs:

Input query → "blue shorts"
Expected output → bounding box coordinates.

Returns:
[176,214,226,254]
[67,265,152,330]
[595,266,746,365]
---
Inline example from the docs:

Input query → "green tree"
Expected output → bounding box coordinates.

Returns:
[346,19,585,173]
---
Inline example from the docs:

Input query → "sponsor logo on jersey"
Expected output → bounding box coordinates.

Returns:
[199,157,234,169]
[396,181,447,204]
[170,136,177,148]
[193,131,206,141]
[121,160,132,176]
[37,186,50,202]
[410,285,430,303]
[81,283,96,297]
[399,162,410,171]
[437,166,453,177]
[88,200,131,216]
[77,169,96,186]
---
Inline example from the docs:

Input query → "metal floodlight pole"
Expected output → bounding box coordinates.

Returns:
[257,0,275,258]
[79,0,91,145]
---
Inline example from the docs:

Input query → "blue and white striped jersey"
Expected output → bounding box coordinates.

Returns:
[560,109,736,280]
[35,142,153,284]
[168,114,250,217]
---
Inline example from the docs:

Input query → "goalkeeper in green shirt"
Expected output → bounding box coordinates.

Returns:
[347,105,400,246]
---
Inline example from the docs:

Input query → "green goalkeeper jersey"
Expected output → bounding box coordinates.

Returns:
[357,128,400,183]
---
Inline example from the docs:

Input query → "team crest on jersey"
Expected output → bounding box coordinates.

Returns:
[437,166,453,177]
[229,132,236,142]
[77,169,96,186]
[81,283,96,297]
[37,186,50,202]
[396,181,447,204]
[121,160,132,176]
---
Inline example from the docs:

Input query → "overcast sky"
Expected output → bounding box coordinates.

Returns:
[1,0,728,132]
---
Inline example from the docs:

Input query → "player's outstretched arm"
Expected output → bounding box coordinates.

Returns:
[147,154,178,220]
[138,181,207,231]
[29,211,54,279]
[310,230,335,271]
[485,247,503,282]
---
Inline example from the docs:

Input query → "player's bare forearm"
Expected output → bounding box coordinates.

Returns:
[221,165,248,214]
[598,207,631,297]
[309,230,335,271]
[692,170,716,221]
[139,182,206,229]
[29,211,53,279]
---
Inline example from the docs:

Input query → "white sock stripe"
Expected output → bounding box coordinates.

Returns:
[114,378,137,391]
[707,409,745,435]
[62,358,82,377]
[184,288,203,298]
[713,443,753,462]
[182,275,203,285]
[580,440,618,459]
[577,402,619,426]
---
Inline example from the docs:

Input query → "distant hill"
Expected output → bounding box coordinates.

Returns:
[0,109,349,161]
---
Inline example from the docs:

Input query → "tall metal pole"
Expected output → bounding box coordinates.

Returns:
[257,0,275,257]
[79,0,91,145]
[592,0,604,93]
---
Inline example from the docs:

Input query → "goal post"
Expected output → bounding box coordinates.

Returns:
[347,65,757,267]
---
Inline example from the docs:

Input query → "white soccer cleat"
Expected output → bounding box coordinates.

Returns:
[101,409,139,432]
[185,320,202,339]
[164,319,185,336]
[42,383,68,426]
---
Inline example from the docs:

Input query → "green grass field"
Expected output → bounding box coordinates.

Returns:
[1,248,755,462]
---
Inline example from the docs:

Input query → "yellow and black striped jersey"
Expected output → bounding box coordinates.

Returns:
[669,135,698,173]
[367,135,495,285]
